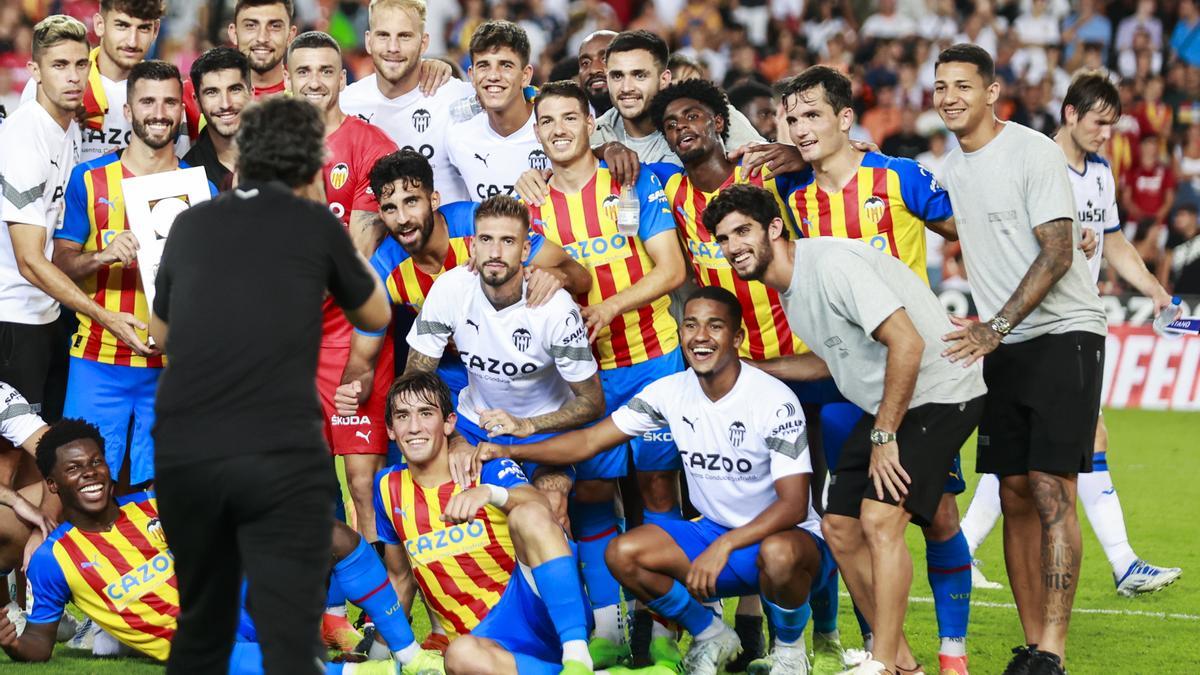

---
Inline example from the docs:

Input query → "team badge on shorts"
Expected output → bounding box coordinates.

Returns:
[330,162,350,190]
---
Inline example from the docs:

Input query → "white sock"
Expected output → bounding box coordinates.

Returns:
[650,615,675,639]
[1078,469,1138,576]
[562,639,593,667]
[592,604,622,643]
[863,633,874,653]
[776,634,802,648]
[92,628,123,656]
[960,473,1002,556]
[694,614,727,642]
[393,640,421,664]
[940,636,967,657]
[815,629,840,642]
[324,605,347,617]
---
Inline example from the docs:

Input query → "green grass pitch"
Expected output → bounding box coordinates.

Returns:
[5,408,1195,674]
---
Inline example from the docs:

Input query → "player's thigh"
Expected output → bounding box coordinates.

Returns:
[127,366,160,485]
[1027,333,1104,475]
[606,521,694,578]
[636,469,680,513]
[445,635,518,675]
[923,492,962,542]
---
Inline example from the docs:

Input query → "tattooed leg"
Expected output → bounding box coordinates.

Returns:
[1030,471,1080,660]
[999,475,1044,645]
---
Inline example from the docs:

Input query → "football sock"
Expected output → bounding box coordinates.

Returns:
[647,580,720,639]
[926,529,971,642]
[853,605,872,641]
[325,576,347,614]
[571,500,622,642]
[811,568,840,635]
[333,536,417,657]
[762,596,810,647]
[960,473,1001,556]
[530,556,592,659]
[1078,452,1138,576]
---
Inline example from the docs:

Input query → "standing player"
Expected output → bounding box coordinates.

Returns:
[778,66,972,675]
[708,185,986,675]
[527,81,687,663]
[471,287,834,675]
[340,0,474,204]
[935,44,1108,675]
[184,47,252,190]
[959,73,1182,598]
[227,0,296,97]
[53,61,215,491]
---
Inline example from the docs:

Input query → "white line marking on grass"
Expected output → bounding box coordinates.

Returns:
[838,593,1200,621]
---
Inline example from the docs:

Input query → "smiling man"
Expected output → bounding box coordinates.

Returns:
[184,47,252,190]
[576,30,616,116]
[228,0,297,97]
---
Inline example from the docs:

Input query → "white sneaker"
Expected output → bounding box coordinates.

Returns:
[4,601,26,637]
[66,616,102,650]
[747,641,810,675]
[1116,559,1182,597]
[682,626,741,675]
[92,626,127,656]
[843,648,872,668]
[971,559,1002,590]
[839,657,888,674]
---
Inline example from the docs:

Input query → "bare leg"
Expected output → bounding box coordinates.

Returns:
[1000,474,1044,645]
[1029,471,1080,659]
[343,453,385,541]
[445,635,520,675]
[860,501,914,672]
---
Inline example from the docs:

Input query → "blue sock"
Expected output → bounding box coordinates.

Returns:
[646,580,718,637]
[326,575,347,610]
[514,653,566,674]
[925,529,971,639]
[571,500,622,611]
[1093,451,1108,471]
[810,569,839,634]
[531,555,591,645]
[853,604,871,638]
[642,506,684,527]
[334,536,416,651]
[762,596,811,646]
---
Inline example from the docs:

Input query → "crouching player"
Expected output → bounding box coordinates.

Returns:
[0,419,441,675]
[375,372,621,675]
[472,287,835,675]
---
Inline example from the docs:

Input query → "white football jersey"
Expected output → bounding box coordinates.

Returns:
[611,363,822,534]
[0,101,80,324]
[407,266,597,426]
[340,75,472,204]
[1068,153,1120,285]
[444,108,546,202]
[0,381,46,448]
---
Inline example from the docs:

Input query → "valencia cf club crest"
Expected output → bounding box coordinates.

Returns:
[602,193,621,222]
[146,517,167,546]
[412,108,431,133]
[863,195,886,224]
[512,328,532,352]
[528,149,551,171]
[330,162,350,190]
[728,421,746,446]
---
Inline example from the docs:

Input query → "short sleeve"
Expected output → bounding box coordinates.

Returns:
[1023,138,1076,229]
[324,209,378,312]
[352,131,399,213]
[406,272,458,359]
[26,544,69,624]
[611,378,671,437]
[373,470,401,545]
[56,164,92,244]
[545,299,598,382]
[759,385,812,481]
[893,157,954,223]
[635,167,675,242]
[0,382,47,447]
[819,250,904,338]
[480,458,530,489]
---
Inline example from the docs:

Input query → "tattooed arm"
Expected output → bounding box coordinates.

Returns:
[403,349,442,375]
[476,373,605,437]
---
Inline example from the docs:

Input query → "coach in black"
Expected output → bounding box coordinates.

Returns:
[149,97,390,674]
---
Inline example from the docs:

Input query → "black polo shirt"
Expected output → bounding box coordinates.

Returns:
[152,180,377,467]
[182,131,234,191]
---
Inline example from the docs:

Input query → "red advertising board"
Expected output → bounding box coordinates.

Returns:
[1103,325,1200,410]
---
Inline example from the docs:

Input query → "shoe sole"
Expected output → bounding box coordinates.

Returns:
[1118,569,1183,597]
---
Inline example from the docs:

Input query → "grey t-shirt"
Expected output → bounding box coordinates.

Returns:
[590,106,764,165]
[940,122,1107,342]
[781,238,987,415]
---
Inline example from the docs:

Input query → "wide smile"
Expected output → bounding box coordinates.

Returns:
[689,344,717,363]
[79,482,106,501]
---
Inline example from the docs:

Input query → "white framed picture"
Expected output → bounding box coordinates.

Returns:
[122,167,211,309]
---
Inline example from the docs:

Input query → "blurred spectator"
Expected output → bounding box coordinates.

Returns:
[1106,79,1143,183]
[724,43,767,89]
[1174,124,1200,201]
[861,83,902,145]
[758,29,796,83]
[674,0,722,44]
[956,2,1006,57]
[728,80,778,141]
[1171,0,1200,66]
[861,0,918,41]
[667,52,707,82]
[921,0,960,42]
[1012,78,1058,136]
[881,107,928,158]
[1164,203,1200,292]
[805,0,850,57]
[1118,27,1161,79]
[1123,135,1177,275]
[1115,0,1162,53]
[917,128,952,179]
[731,0,771,47]
[1135,75,1173,147]
[896,59,924,109]
[1061,0,1112,63]
[1012,0,1059,81]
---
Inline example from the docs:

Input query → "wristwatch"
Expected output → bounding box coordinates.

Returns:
[869,428,897,445]
[987,315,1013,336]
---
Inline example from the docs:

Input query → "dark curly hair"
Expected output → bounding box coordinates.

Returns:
[36,419,105,480]
[686,285,743,329]
[700,184,788,240]
[649,78,731,141]
[370,149,435,201]
[235,97,325,188]
[101,0,164,20]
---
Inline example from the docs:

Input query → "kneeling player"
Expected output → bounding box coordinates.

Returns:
[0,419,441,675]
[472,287,835,675]
[375,372,610,675]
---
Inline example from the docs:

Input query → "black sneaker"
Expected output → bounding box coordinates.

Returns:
[1027,650,1067,675]
[725,614,765,673]
[629,609,653,667]
[1002,644,1039,675]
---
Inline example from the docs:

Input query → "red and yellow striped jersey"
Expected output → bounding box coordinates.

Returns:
[57,155,214,367]
[655,163,807,360]
[528,163,678,369]
[786,152,952,284]
[27,492,177,661]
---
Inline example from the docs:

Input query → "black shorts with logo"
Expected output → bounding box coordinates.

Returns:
[976,331,1104,476]
[826,396,985,527]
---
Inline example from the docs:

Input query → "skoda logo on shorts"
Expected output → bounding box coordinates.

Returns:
[512,328,532,352]
[528,149,551,171]
[728,421,746,446]
[412,108,431,133]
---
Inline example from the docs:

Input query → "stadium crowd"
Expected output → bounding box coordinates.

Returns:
[0,1,1191,675]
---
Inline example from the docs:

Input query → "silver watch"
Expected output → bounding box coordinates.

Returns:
[869,428,897,445]
[987,316,1013,336]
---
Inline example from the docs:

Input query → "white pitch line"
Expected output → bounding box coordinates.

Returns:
[839,592,1199,621]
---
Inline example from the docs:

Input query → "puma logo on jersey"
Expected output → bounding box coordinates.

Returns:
[475,153,489,166]
[466,318,480,332]
[356,430,373,443]
[681,416,695,432]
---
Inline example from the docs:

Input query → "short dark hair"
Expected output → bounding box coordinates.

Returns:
[475,195,530,231]
[386,372,454,421]
[935,43,995,84]
[685,285,743,328]
[778,65,852,114]
[189,46,250,94]
[370,149,435,201]
[36,419,104,479]
[606,30,669,72]
[236,97,325,187]
[1062,72,1121,124]
[127,59,182,99]
[649,78,731,141]
[534,80,590,118]
[288,30,342,60]
[728,81,774,112]
[234,0,294,20]
[100,0,164,20]
[469,20,530,66]
[700,184,788,239]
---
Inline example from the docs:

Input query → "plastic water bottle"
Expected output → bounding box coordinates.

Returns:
[1153,296,1183,339]
[449,95,483,123]
[617,185,639,236]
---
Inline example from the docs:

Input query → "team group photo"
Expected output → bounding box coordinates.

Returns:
[0,0,1196,674]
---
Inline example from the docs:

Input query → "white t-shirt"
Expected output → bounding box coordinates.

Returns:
[444,108,545,202]
[0,101,80,325]
[340,75,473,204]
[1069,153,1121,285]
[0,381,45,448]
[407,266,597,426]
[611,363,821,534]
